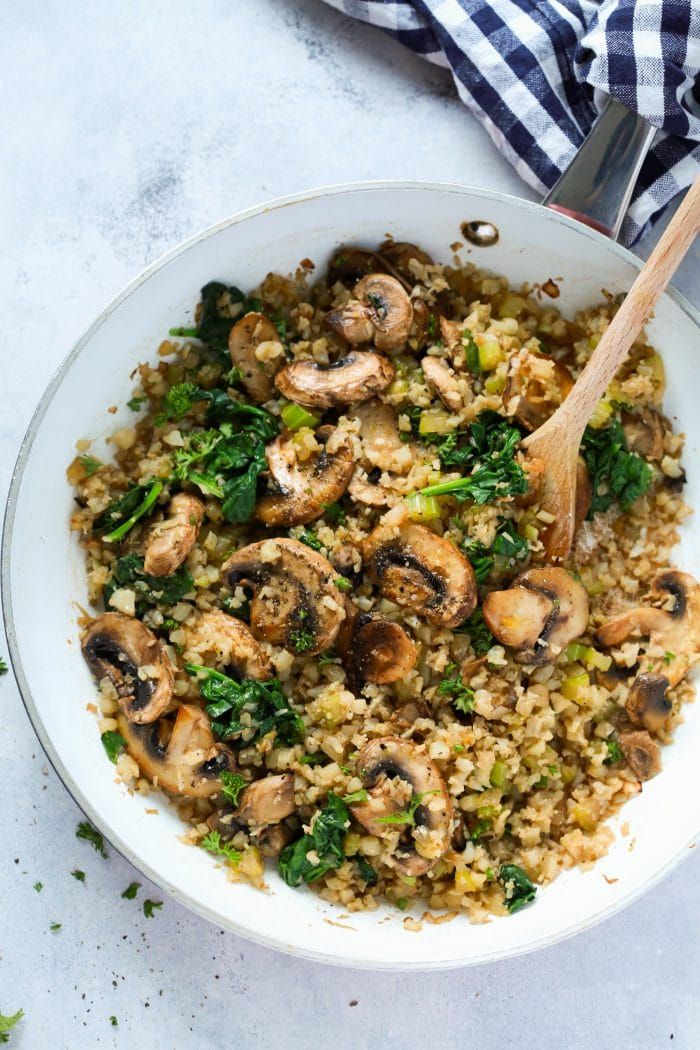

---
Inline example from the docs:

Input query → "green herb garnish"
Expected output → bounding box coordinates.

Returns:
[375,790,438,827]
[278,793,349,887]
[143,899,163,918]
[438,663,475,713]
[219,771,247,807]
[100,731,126,764]
[498,863,537,913]
[76,821,108,858]
[121,882,141,900]
[200,830,242,865]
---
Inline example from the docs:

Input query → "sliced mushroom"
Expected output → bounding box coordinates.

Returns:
[363,510,477,628]
[327,247,390,287]
[621,407,665,462]
[234,773,296,826]
[379,240,433,279]
[326,274,413,352]
[597,571,700,731]
[228,312,284,404]
[143,492,204,577]
[503,350,574,431]
[421,357,463,413]
[348,468,390,507]
[350,737,452,876]
[82,612,173,724]
[483,567,589,664]
[619,730,662,781]
[256,426,354,526]
[117,704,234,797]
[333,542,363,583]
[275,351,394,409]
[349,400,413,475]
[186,610,272,681]
[221,538,345,655]
[337,606,417,685]
[257,823,296,858]
[390,700,431,727]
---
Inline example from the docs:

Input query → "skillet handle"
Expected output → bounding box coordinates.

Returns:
[543,97,656,240]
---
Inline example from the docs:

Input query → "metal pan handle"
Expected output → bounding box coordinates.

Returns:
[543,97,656,240]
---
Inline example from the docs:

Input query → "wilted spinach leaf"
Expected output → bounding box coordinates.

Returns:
[278,793,349,887]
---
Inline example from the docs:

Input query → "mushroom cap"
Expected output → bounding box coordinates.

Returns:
[275,351,394,409]
[351,737,452,875]
[482,586,553,650]
[503,351,574,432]
[256,426,355,526]
[622,407,665,462]
[82,612,173,724]
[379,240,434,279]
[221,538,345,655]
[353,274,414,352]
[228,312,283,404]
[144,492,205,577]
[185,610,272,681]
[619,730,662,781]
[625,672,672,733]
[234,773,296,826]
[513,567,589,662]
[363,514,477,628]
[421,356,464,413]
[118,704,234,797]
[336,607,417,685]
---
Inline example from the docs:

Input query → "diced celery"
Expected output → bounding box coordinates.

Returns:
[572,803,596,832]
[406,492,442,522]
[281,402,321,430]
[477,339,504,371]
[588,398,614,429]
[565,643,587,662]
[484,373,506,395]
[477,805,499,820]
[583,646,612,671]
[489,760,507,788]
[523,523,538,542]
[419,409,453,435]
[498,293,527,319]
[587,334,601,350]
[561,671,589,701]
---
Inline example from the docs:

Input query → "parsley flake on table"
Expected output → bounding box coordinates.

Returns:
[71,869,86,883]
[0,1009,24,1044]
[0,657,7,675]
[121,882,141,900]
[109,1016,118,1027]
[143,900,163,918]
[33,882,43,893]
[49,922,62,932]
[76,821,108,858]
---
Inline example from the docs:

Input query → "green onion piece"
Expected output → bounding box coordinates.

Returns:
[565,642,587,662]
[281,403,321,430]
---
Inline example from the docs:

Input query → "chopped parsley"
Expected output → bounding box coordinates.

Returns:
[49,922,61,932]
[0,657,7,675]
[219,771,247,807]
[299,529,323,551]
[376,790,438,827]
[355,856,378,886]
[341,789,368,804]
[127,396,146,412]
[603,738,623,766]
[71,870,86,883]
[279,793,349,887]
[121,882,141,900]
[33,881,43,893]
[322,501,346,525]
[187,664,304,746]
[437,663,475,713]
[334,576,352,593]
[200,830,242,865]
[498,863,537,913]
[109,1016,119,1027]
[143,899,163,918]
[455,608,495,656]
[580,417,652,516]
[100,731,126,764]
[76,821,108,858]
[79,454,101,476]
[663,651,675,665]
[288,609,315,654]
[462,330,481,373]
[0,1010,24,1043]
[470,818,491,841]
[396,897,409,911]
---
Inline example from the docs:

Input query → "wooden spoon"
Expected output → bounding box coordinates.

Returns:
[523,176,700,563]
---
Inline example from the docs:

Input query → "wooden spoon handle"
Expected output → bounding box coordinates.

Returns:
[557,176,700,440]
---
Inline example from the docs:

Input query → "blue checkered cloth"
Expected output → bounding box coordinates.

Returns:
[322,0,700,245]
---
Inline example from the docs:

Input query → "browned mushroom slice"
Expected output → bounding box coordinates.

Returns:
[221,538,344,655]
[379,240,434,279]
[257,823,296,858]
[621,407,665,461]
[326,274,413,352]
[118,704,234,797]
[275,352,395,409]
[503,350,574,431]
[389,700,431,727]
[235,773,296,826]
[363,513,477,628]
[597,571,700,732]
[186,610,272,681]
[256,426,355,527]
[483,587,553,650]
[327,247,389,287]
[482,567,589,664]
[619,730,662,781]
[228,312,284,404]
[337,606,417,685]
[351,737,452,876]
[144,492,205,577]
[350,400,412,475]
[421,356,464,413]
[82,613,173,724]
